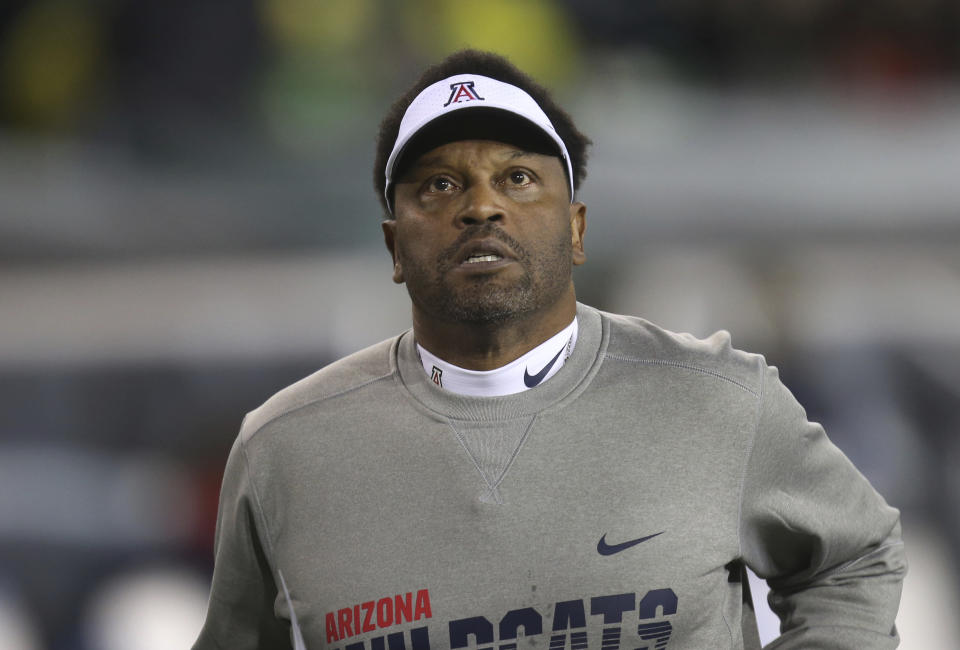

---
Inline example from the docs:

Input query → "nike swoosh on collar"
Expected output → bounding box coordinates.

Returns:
[523,347,565,388]
[597,532,664,555]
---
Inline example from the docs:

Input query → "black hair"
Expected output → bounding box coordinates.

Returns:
[374,49,591,216]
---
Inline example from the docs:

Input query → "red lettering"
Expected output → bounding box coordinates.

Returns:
[452,85,474,103]
[329,588,430,638]
[337,607,353,639]
[414,589,432,620]
[395,592,412,624]
[376,596,393,628]
[325,612,339,643]
[361,601,376,633]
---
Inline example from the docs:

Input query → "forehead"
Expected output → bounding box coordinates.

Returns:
[406,139,563,172]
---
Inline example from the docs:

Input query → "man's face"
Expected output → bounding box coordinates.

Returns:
[383,139,586,326]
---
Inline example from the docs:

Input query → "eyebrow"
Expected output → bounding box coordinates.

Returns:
[410,149,536,171]
[408,155,445,170]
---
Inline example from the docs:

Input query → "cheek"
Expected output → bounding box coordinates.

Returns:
[394,224,438,270]
[519,213,572,246]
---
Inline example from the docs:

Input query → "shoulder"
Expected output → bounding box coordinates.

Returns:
[597,309,766,397]
[239,335,400,444]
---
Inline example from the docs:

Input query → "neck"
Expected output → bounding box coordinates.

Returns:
[411,296,577,371]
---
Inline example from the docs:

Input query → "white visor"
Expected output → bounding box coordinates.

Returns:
[383,74,574,213]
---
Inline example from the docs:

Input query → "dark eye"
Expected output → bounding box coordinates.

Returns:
[429,177,455,192]
[508,171,531,185]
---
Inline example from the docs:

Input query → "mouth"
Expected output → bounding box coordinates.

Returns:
[453,238,516,268]
[463,253,503,264]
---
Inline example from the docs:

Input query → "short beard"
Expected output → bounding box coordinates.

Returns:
[424,272,537,324]
[402,223,572,325]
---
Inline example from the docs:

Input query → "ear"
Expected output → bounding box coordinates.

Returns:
[569,201,587,266]
[381,219,405,284]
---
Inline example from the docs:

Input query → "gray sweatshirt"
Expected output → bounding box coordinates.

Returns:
[194,304,905,649]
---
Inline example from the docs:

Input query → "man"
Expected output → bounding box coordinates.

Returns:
[194,50,906,649]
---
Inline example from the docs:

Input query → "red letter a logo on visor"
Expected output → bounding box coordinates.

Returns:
[443,81,484,106]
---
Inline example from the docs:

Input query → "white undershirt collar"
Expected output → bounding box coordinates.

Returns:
[417,318,578,397]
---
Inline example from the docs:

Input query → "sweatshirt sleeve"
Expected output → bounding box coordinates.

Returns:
[193,432,293,650]
[740,365,907,649]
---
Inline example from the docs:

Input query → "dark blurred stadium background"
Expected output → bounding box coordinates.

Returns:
[1,1,958,648]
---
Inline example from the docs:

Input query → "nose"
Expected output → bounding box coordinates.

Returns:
[455,182,504,227]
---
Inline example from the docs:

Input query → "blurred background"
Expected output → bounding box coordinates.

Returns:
[1,0,958,648]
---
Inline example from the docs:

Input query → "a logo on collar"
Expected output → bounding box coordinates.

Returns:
[523,346,566,388]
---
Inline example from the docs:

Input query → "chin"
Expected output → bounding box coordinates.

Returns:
[441,300,527,324]
[428,286,538,325]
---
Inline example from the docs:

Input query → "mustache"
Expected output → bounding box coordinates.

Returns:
[437,223,529,268]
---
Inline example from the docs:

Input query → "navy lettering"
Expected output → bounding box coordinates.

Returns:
[637,620,673,649]
[637,588,677,649]
[590,593,635,624]
[409,626,431,650]
[334,588,679,650]
[638,589,678,618]
[592,593,635,650]
[449,616,494,650]
[549,600,588,650]
[369,627,431,650]
[551,599,587,631]
[499,607,542,649]
[386,631,406,650]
